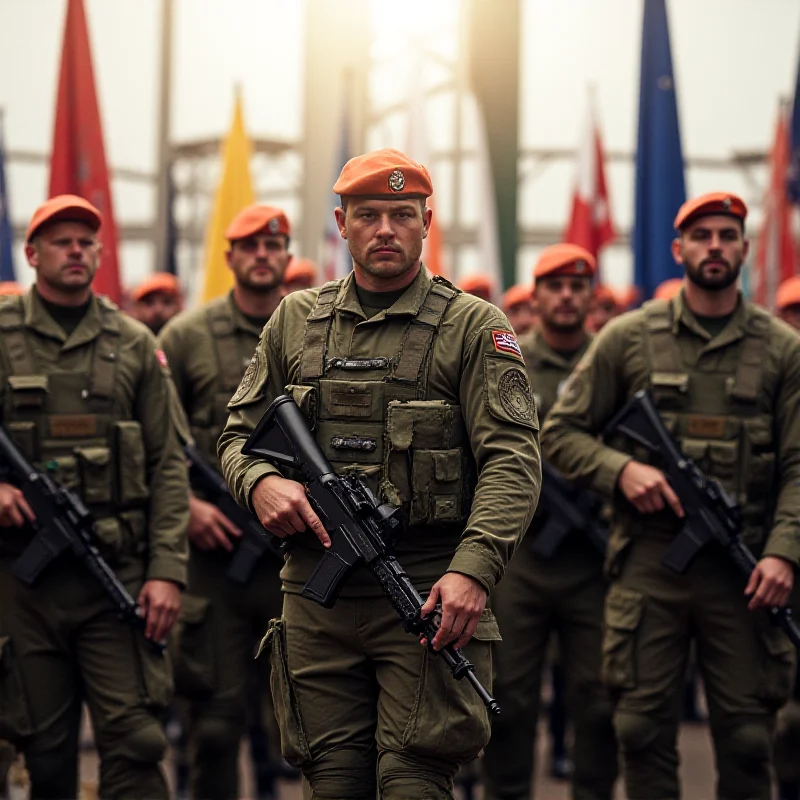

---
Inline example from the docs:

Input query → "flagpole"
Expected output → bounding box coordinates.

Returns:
[154,0,174,275]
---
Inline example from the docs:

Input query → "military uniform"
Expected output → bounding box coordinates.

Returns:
[0,288,188,799]
[483,329,617,800]
[541,288,800,799]
[219,262,541,800]
[158,291,284,799]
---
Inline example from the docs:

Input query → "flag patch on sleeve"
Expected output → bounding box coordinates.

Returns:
[155,349,169,368]
[492,330,523,359]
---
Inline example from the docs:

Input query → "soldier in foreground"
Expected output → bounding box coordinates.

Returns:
[542,193,800,800]
[219,148,540,800]
[0,195,188,798]
[158,204,292,799]
[483,244,617,800]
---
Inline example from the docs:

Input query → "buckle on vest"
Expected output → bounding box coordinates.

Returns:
[330,436,377,452]
[326,357,391,371]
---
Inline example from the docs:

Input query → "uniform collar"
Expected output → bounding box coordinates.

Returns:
[669,289,748,350]
[522,329,591,368]
[24,286,108,349]
[226,290,271,335]
[334,265,432,321]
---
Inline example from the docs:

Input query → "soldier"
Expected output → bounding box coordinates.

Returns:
[459,273,495,303]
[776,276,800,333]
[283,257,318,294]
[502,283,537,336]
[128,272,184,335]
[652,277,683,303]
[218,148,540,800]
[542,192,800,800]
[586,285,617,333]
[0,194,188,798]
[482,244,617,800]
[157,203,292,799]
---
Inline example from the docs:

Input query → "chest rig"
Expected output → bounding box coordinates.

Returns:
[192,299,260,466]
[0,297,150,535]
[642,299,775,540]
[291,277,472,527]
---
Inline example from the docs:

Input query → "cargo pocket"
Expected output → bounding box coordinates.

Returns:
[410,449,464,524]
[0,636,33,741]
[172,595,217,699]
[75,446,112,505]
[258,618,312,767]
[91,516,125,564]
[133,633,173,711]
[115,421,149,506]
[42,453,79,491]
[602,586,644,691]
[5,421,38,463]
[755,622,796,709]
[401,608,500,763]
[7,375,48,410]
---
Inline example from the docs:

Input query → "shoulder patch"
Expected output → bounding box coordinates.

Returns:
[491,330,523,359]
[228,351,264,406]
[499,367,536,423]
[484,355,538,430]
[155,349,168,369]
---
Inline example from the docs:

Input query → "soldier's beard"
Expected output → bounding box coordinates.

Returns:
[684,256,742,291]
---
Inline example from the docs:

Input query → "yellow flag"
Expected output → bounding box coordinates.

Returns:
[201,91,255,300]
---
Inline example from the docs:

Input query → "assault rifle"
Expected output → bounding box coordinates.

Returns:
[532,461,609,559]
[242,395,501,715]
[604,389,800,649]
[0,426,163,653]
[183,443,283,585]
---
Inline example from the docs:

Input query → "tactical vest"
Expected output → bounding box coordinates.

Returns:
[0,297,149,561]
[640,299,775,543]
[190,298,259,467]
[290,276,473,527]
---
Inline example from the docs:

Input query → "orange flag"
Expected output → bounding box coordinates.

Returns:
[49,0,121,303]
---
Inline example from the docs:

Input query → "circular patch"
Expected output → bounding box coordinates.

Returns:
[268,217,280,233]
[499,368,535,422]
[230,353,259,404]
[388,169,405,192]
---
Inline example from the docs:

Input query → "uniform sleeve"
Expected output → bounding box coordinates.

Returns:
[157,320,190,408]
[218,313,285,512]
[134,331,189,586]
[446,322,541,592]
[764,334,800,566]
[540,321,633,497]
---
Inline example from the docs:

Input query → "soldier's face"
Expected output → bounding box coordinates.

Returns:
[533,276,592,333]
[505,300,537,335]
[25,221,100,293]
[131,291,182,335]
[335,198,431,282]
[226,233,290,293]
[673,215,748,291]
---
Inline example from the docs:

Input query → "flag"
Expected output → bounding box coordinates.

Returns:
[787,40,800,204]
[49,0,121,302]
[633,0,687,301]
[322,87,353,282]
[752,102,796,309]
[407,55,446,277]
[564,88,616,274]
[201,90,255,301]
[0,110,14,282]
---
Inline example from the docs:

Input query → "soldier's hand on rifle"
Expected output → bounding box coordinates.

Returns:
[421,572,488,652]
[138,579,181,642]
[252,474,331,548]
[618,461,685,517]
[0,483,35,528]
[745,556,794,611]
[187,495,242,551]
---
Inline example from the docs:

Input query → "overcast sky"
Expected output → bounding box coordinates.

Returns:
[1,0,799,290]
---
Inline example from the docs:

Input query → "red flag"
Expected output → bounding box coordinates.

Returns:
[752,102,797,309]
[564,90,616,272]
[49,0,121,303]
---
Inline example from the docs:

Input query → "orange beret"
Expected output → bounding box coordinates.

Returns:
[26,194,102,242]
[502,284,532,310]
[776,276,800,310]
[284,257,318,284]
[459,274,494,297]
[612,286,641,309]
[593,284,617,306]
[130,272,181,303]
[225,205,291,241]
[674,192,747,231]
[0,282,24,296]
[333,148,433,198]
[534,244,596,281]
[653,278,683,302]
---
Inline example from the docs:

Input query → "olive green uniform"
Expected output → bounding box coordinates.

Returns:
[775,593,800,794]
[482,331,617,800]
[158,291,284,799]
[541,292,800,800]
[0,288,188,799]
[219,269,541,800]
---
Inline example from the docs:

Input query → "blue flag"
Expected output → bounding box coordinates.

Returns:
[0,111,15,282]
[633,0,686,300]
[787,42,800,204]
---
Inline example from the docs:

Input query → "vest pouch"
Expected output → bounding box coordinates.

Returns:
[743,417,776,495]
[707,440,738,484]
[92,516,125,564]
[7,375,48,410]
[410,449,464,524]
[75,446,112,505]
[5,421,38,464]
[650,372,689,411]
[114,421,149,506]
[321,381,379,420]
[119,509,148,558]
[42,454,79,492]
